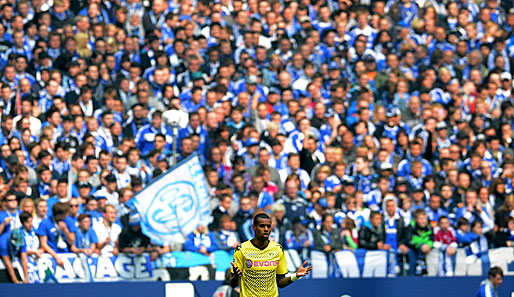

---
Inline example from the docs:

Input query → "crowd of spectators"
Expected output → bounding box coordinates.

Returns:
[0,0,514,283]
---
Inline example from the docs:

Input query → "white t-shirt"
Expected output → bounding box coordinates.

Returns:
[92,220,122,257]
[23,228,40,252]
[94,188,119,208]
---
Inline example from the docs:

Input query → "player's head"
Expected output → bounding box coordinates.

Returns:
[252,212,271,241]
[488,266,503,287]
[253,212,271,226]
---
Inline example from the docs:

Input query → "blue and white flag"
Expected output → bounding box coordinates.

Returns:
[128,154,210,245]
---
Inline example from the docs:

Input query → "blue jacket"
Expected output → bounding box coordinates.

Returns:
[476,279,498,297]
[135,124,173,156]
[184,230,218,253]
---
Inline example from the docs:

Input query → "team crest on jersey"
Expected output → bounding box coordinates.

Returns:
[246,260,253,268]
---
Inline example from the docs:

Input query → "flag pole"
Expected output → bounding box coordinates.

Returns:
[171,123,178,167]
[67,148,76,199]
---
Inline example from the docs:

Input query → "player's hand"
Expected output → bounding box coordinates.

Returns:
[295,261,312,278]
[231,261,242,277]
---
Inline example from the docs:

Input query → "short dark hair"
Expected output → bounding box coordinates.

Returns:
[370,210,381,219]
[252,212,270,226]
[457,217,469,228]
[470,220,482,229]
[19,211,32,224]
[489,266,503,278]
[52,202,69,216]
[3,191,17,202]
[78,213,91,222]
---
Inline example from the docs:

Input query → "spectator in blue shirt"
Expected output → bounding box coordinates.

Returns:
[37,202,77,266]
[19,211,43,259]
[184,224,218,256]
[46,178,70,217]
[214,215,240,252]
[0,192,22,237]
[284,217,313,256]
[277,177,308,222]
[72,213,97,256]
[135,110,173,156]
[425,194,449,227]
[456,217,477,248]
[0,227,28,283]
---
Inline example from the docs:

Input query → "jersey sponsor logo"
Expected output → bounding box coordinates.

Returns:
[250,260,278,268]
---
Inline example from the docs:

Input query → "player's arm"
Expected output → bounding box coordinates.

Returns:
[230,261,242,288]
[276,260,312,288]
[230,245,243,288]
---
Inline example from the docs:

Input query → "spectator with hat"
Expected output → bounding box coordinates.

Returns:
[118,212,151,256]
[76,180,92,204]
[241,137,260,169]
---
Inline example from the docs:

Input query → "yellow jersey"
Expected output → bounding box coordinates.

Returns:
[232,240,288,297]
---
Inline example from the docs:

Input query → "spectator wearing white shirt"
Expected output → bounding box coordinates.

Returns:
[20,211,43,258]
[93,205,122,257]
[33,199,48,230]
[113,154,132,190]
[278,153,311,190]
[95,174,120,208]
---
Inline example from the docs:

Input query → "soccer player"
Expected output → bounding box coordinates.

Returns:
[476,266,503,297]
[230,213,312,297]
